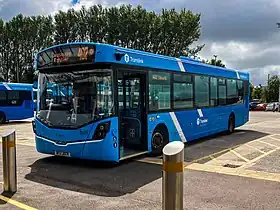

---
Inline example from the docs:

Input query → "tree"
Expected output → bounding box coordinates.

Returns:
[267,75,280,102]
[202,55,226,68]
[249,83,254,101]
[0,4,205,82]
[252,86,262,100]
[206,58,226,67]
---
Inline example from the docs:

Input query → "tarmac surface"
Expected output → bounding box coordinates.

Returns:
[0,111,279,209]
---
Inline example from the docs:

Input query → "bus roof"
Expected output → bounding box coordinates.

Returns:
[36,42,249,81]
[0,82,33,91]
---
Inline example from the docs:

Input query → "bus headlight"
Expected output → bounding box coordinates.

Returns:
[32,120,36,134]
[93,121,111,140]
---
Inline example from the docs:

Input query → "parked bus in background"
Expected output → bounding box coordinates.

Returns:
[0,82,34,123]
[32,42,250,162]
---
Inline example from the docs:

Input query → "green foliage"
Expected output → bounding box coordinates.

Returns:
[267,75,280,102]
[260,88,268,103]
[0,4,203,83]
[249,83,254,100]
[250,75,280,103]
[202,57,226,68]
[252,86,263,100]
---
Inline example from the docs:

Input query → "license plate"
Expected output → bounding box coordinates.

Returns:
[54,151,71,157]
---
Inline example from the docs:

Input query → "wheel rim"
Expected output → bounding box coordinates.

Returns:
[152,132,164,149]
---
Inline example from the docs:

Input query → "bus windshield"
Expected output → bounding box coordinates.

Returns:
[37,69,114,128]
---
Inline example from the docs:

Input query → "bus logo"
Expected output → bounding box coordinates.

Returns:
[197,118,208,126]
[124,54,130,63]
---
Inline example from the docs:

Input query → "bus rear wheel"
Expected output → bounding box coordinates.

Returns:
[228,114,235,134]
[151,126,168,156]
[0,112,6,124]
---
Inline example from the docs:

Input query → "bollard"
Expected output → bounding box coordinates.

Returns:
[162,141,184,210]
[2,129,17,193]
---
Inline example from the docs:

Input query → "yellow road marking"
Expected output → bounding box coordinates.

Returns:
[230,149,250,162]
[0,194,37,210]
[186,163,280,183]
[268,136,280,142]
[244,144,266,154]
[240,146,280,169]
[258,140,278,148]
[188,144,242,164]
[139,135,275,166]
[137,158,162,165]
[209,155,215,160]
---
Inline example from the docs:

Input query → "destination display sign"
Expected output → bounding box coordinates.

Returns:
[37,44,95,68]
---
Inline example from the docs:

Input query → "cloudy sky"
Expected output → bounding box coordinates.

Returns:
[0,0,280,85]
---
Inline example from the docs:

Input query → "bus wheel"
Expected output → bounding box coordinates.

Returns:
[228,114,235,134]
[151,126,168,156]
[0,112,6,124]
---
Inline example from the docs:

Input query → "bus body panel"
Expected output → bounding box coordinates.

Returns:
[147,104,249,146]
[34,117,119,161]
[82,117,119,161]
[147,113,181,151]
[1,101,33,121]
[0,82,34,121]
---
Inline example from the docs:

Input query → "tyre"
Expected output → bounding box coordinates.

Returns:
[228,114,235,134]
[151,126,169,155]
[0,112,6,124]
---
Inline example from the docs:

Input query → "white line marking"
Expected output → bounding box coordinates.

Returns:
[176,58,185,72]
[3,82,11,90]
[169,112,187,142]
[197,109,203,117]
[235,70,240,79]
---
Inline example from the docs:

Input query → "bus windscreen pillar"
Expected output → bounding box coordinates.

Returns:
[162,141,184,210]
[2,129,17,193]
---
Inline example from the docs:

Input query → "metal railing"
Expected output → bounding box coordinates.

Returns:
[2,129,17,193]
[162,141,184,210]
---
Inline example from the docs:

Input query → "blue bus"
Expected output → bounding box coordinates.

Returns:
[0,82,34,123]
[32,42,249,162]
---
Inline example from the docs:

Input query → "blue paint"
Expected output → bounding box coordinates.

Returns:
[33,42,250,162]
[0,82,34,121]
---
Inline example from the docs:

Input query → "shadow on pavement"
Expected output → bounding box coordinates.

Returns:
[24,129,268,197]
[183,129,270,163]
[146,129,270,163]
[25,156,162,197]
[0,191,16,205]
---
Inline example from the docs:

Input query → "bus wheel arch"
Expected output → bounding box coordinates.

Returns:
[151,123,169,155]
[228,112,235,134]
[0,112,6,124]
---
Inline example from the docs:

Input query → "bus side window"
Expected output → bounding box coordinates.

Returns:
[0,91,7,106]
[195,75,209,107]
[237,80,244,104]
[210,77,218,106]
[226,79,238,105]
[7,91,20,106]
[173,73,193,109]
[148,72,171,111]
[218,78,226,105]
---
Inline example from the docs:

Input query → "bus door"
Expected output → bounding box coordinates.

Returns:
[118,71,147,158]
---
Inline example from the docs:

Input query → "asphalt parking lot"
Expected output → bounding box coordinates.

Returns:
[0,111,280,209]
